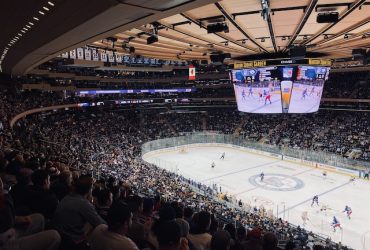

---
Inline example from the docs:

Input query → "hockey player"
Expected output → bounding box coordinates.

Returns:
[264,92,271,105]
[241,89,246,101]
[322,171,327,179]
[260,172,265,182]
[220,152,225,160]
[311,195,319,207]
[309,86,315,96]
[301,211,309,227]
[211,162,215,169]
[258,91,263,102]
[301,88,308,100]
[332,216,342,232]
[248,86,253,97]
[343,205,352,219]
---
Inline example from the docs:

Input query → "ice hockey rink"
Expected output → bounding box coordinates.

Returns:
[234,85,282,113]
[289,84,323,113]
[143,144,370,250]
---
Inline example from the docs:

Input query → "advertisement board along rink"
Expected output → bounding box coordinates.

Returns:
[142,144,370,250]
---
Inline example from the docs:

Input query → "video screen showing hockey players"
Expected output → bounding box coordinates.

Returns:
[288,66,330,113]
[231,65,330,113]
[232,67,283,113]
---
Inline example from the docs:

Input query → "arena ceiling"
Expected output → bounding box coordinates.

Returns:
[0,0,369,75]
[92,0,370,62]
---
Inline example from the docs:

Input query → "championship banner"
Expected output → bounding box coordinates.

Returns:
[189,65,196,80]
[84,48,91,61]
[92,50,99,61]
[77,48,84,60]
[69,49,76,59]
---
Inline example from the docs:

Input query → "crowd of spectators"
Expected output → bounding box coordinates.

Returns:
[1,108,353,250]
[1,74,370,250]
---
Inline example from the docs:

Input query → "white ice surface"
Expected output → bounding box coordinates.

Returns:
[143,145,370,249]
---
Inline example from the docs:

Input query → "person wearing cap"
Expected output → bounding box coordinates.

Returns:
[90,201,139,250]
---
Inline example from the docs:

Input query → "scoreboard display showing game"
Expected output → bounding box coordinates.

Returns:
[231,59,331,114]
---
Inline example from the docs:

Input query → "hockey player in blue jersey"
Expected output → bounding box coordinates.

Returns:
[248,86,253,97]
[260,172,264,182]
[332,216,342,232]
[301,88,308,100]
[311,195,319,207]
[343,205,352,219]
[309,86,315,96]
[241,89,246,100]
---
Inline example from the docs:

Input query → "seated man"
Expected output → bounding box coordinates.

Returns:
[28,169,58,220]
[0,177,61,250]
[53,175,105,247]
[90,201,139,250]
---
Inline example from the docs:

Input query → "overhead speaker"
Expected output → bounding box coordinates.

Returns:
[317,12,338,23]
[210,54,226,65]
[200,60,208,65]
[207,23,229,33]
[289,46,306,59]
[352,49,365,58]
[147,35,158,45]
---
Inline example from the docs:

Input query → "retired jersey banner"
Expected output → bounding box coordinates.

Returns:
[108,52,115,63]
[77,48,84,59]
[189,65,196,80]
[84,48,91,61]
[61,51,69,58]
[115,53,122,63]
[69,49,76,59]
[92,50,99,61]
[100,51,107,62]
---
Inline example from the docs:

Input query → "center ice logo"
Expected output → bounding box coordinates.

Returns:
[249,173,304,191]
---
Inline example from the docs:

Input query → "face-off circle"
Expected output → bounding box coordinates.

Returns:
[249,173,304,191]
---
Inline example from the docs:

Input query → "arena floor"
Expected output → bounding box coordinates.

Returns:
[142,144,370,250]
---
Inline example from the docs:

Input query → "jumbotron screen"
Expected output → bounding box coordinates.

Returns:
[231,65,330,113]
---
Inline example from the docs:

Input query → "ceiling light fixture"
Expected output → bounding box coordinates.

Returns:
[28,22,34,26]
[43,6,50,11]
[48,1,55,6]
[21,30,26,33]
[33,17,39,21]
[23,27,28,31]
[39,11,45,15]
[26,25,31,29]
[17,33,22,36]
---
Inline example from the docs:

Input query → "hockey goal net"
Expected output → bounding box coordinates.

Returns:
[178,146,188,154]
